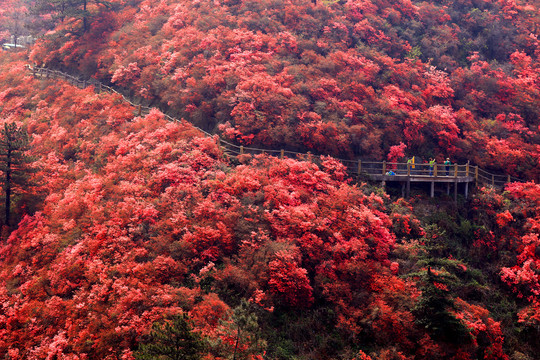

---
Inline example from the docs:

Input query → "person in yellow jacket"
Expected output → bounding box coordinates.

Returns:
[407,156,415,174]
[429,158,436,176]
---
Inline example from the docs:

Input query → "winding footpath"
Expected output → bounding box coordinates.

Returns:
[29,65,525,196]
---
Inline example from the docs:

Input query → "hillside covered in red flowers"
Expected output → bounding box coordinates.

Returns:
[22,0,540,181]
[0,0,539,359]
[0,51,533,360]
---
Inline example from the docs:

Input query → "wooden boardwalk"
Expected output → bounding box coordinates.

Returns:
[360,161,475,199]
[348,159,520,199]
[28,66,523,199]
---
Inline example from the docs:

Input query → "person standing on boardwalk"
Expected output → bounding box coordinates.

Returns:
[429,158,436,176]
[408,156,415,174]
[444,158,451,176]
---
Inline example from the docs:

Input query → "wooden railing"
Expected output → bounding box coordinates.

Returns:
[342,160,520,187]
[29,65,524,190]
[356,161,472,178]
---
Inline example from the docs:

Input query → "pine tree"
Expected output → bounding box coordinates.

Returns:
[0,123,34,227]
[135,314,206,360]
[412,225,473,344]
[413,267,472,344]
[219,299,266,360]
[31,0,111,33]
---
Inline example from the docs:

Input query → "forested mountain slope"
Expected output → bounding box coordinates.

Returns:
[22,0,540,180]
[0,0,539,359]
[1,50,538,360]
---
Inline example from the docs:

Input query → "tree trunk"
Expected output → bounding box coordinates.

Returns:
[5,149,11,226]
[232,327,241,360]
[83,0,88,32]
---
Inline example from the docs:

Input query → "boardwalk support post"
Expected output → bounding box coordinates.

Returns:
[138,105,142,116]
[240,146,244,155]
[382,161,387,188]
[406,162,411,198]
[280,149,284,159]
[430,181,435,198]
[358,160,362,178]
